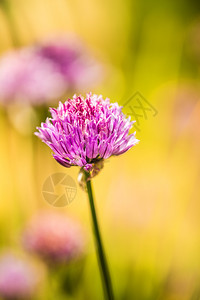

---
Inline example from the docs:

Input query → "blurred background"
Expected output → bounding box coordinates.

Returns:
[0,0,200,299]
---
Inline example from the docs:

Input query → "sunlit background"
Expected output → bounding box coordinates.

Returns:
[0,0,200,299]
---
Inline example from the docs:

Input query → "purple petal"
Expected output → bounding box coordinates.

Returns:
[53,155,71,168]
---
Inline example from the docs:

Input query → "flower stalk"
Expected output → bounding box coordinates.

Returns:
[84,171,114,300]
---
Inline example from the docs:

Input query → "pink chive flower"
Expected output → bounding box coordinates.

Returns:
[0,39,102,105]
[0,252,39,300]
[23,212,85,264]
[35,93,139,175]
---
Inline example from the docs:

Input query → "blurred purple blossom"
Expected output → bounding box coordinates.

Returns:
[36,93,139,175]
[23,211,85,264]
[0,252,39,300]
[0,37,102,105]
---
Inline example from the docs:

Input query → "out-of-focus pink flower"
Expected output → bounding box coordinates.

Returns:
[37,38,102,91]
[23,211,85,264]
[0,252,39,300]
[0,48,66,105]
[0,37,102,105]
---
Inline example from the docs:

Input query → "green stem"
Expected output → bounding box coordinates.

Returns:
[85,173,114,300]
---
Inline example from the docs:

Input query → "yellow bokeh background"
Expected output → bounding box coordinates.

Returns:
[0,0,200,299]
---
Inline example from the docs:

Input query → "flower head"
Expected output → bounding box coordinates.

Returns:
[23,211,85,264]
[0,252,39,300]
[36,93,139,175]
